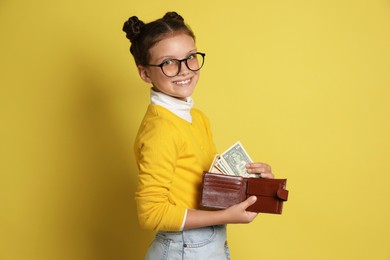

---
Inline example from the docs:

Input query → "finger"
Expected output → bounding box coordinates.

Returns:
[242,196,257,209]
[246,162,269,168]
[246,163,272,172]
[260,172,275,179]
[247,167,272,175]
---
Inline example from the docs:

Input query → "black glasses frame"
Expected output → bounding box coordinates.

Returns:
[147,52,206,77]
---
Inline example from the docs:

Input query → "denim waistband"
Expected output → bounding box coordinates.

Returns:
[156,225,226,246]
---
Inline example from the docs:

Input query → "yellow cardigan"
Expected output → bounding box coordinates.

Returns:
[134,104,217,231]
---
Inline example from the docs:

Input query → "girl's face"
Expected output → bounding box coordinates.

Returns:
[138,33,199,101]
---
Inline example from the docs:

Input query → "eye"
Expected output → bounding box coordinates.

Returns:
[162,59,174,66]
[187,54,196,60]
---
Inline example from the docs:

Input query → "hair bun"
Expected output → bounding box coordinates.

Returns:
[163,11,184,22]
[122,16,145,42]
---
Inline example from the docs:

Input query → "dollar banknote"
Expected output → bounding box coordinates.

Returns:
[208,154,222,173]
[209,141,258,178]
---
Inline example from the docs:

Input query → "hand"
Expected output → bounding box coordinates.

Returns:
[245,162,274,179]
[185,196,259,229]
[223,196,258,224]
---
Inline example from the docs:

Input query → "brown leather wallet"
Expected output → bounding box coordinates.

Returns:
[200,172,289,214]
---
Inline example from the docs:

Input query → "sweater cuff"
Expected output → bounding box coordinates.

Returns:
[179,209,188,231]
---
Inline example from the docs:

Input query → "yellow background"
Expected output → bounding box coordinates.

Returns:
[1,1,389,259]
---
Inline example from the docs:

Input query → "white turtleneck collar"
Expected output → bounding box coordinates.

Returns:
[150,89,194,123]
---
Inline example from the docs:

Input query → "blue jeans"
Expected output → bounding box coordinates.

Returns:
[145,225,230,260]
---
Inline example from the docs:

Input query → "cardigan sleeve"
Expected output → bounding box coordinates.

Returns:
[134,115,187,231]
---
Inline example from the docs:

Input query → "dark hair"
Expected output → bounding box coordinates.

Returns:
[122,12,196,66]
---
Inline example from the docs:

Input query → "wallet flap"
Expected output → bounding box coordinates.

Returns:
[246,178,287,197]
[277,189,289,201]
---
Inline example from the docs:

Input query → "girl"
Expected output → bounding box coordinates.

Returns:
[122,11,274,260]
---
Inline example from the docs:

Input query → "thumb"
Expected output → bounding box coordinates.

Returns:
[242,196,257,209]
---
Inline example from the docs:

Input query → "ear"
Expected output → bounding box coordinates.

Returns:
[137,65,152,84]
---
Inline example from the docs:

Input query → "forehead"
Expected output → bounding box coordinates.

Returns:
[149,33,196,61]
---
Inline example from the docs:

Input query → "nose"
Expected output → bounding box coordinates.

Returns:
[178,60,191,75]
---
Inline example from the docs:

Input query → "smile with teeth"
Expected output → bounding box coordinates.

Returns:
[173,78,191,85]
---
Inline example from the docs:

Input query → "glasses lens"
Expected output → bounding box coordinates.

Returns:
[161,60,180,77]
[187,53,204,71]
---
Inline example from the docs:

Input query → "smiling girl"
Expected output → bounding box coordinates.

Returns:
[122,11,274,259]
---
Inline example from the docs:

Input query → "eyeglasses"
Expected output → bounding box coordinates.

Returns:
[147,52,206,77]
